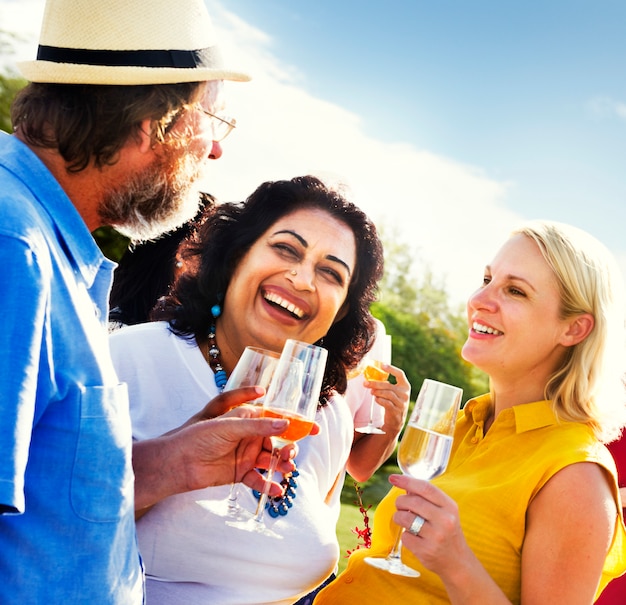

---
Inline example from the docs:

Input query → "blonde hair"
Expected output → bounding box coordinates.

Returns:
[513,221,626,441]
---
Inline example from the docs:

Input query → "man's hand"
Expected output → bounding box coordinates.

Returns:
[183,405,298,492]
[164,386,266,434]
[133,404,299,514]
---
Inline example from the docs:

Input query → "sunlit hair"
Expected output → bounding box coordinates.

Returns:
[153,175,385,401]
[513,220,626,441]
[11,80,214,172]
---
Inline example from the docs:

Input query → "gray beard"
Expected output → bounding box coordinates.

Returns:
[98,147,205,242]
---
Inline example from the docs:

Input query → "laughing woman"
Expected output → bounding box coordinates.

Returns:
[315,220,626,605]
[109,175,410,605]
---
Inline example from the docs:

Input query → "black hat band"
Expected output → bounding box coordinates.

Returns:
[36,45,218,69]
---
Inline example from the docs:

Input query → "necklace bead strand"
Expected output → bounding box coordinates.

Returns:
[253,468,299,517]
[207,325,228,391]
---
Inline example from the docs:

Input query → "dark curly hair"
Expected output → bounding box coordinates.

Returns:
[152,175,384,401]
[109,193,215,326]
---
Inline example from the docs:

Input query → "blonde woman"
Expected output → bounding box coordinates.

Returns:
[316,220,626,605]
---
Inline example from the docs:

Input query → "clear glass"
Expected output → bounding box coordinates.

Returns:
[364,379,463,576]
[226,339,327,538]
[222,347,281,519]
[355,334,392,434]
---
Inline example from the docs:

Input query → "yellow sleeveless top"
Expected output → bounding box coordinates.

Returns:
[316,396,626,604]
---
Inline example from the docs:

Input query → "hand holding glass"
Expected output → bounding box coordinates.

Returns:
[364,378,463,576]
[227,339,327,537]
[355,334,392,434]
[223,347,280,519]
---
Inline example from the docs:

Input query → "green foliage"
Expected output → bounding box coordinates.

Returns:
[0,71,26,134]
[373,302,482,401]
[373,222,488,402]
[92,226,130,263]
[0,30,28,134]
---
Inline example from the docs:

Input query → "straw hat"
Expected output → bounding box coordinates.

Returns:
[17,0,250,85]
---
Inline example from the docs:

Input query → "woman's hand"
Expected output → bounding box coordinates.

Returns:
[348,364,411,482]
[389,473,471,579]
[389,473,510,605]
[390,464,616,605]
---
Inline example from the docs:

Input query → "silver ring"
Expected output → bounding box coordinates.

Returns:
[407,514,425,536]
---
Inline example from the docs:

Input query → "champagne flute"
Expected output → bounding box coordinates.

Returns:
[355,334,392,434]
[227,339,327,538]
[223,346,281,519]
[364,378,463,577]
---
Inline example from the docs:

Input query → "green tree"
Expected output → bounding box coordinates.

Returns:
[373,301,485,401]
[92,226,130,263]
[373,224,488,402]
[0,71,25,133]
[0,30,27,133]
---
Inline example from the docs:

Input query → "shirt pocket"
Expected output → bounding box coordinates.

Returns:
[70,383,134,522]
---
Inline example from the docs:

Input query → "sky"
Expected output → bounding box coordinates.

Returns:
[2,0,626,305]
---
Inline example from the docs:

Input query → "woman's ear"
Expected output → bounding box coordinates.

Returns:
[561,313,595,347]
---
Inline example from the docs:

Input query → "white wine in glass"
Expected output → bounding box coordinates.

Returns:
[364,378,463,577]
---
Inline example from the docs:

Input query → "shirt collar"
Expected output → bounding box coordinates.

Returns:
[513,400,558,433]
[1,132,110,287]
[464,393,558,434]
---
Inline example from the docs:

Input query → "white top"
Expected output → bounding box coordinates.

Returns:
[110,322,354,605]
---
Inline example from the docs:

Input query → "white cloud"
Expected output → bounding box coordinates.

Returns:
[0,0,530,305]
[205,2,522,304]
[587,95,626,121]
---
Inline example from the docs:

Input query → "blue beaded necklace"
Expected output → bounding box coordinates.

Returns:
[206,324,228,391]
[206,316,299,516]
[252,468,299,517]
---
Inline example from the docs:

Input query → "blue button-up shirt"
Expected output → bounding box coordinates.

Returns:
[0,132,143,603]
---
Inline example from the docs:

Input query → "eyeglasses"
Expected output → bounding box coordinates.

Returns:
[197,107,237,142]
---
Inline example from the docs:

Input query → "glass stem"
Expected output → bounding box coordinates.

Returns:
[252,448,280,523]
[386,526,404,562]
[368,397,376,425]
[226,483,239,514]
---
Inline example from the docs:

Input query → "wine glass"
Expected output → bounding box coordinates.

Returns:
[364,378,463,576]
[355,334,392,434]
[226,339,327,538]
[223,346,281,519]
